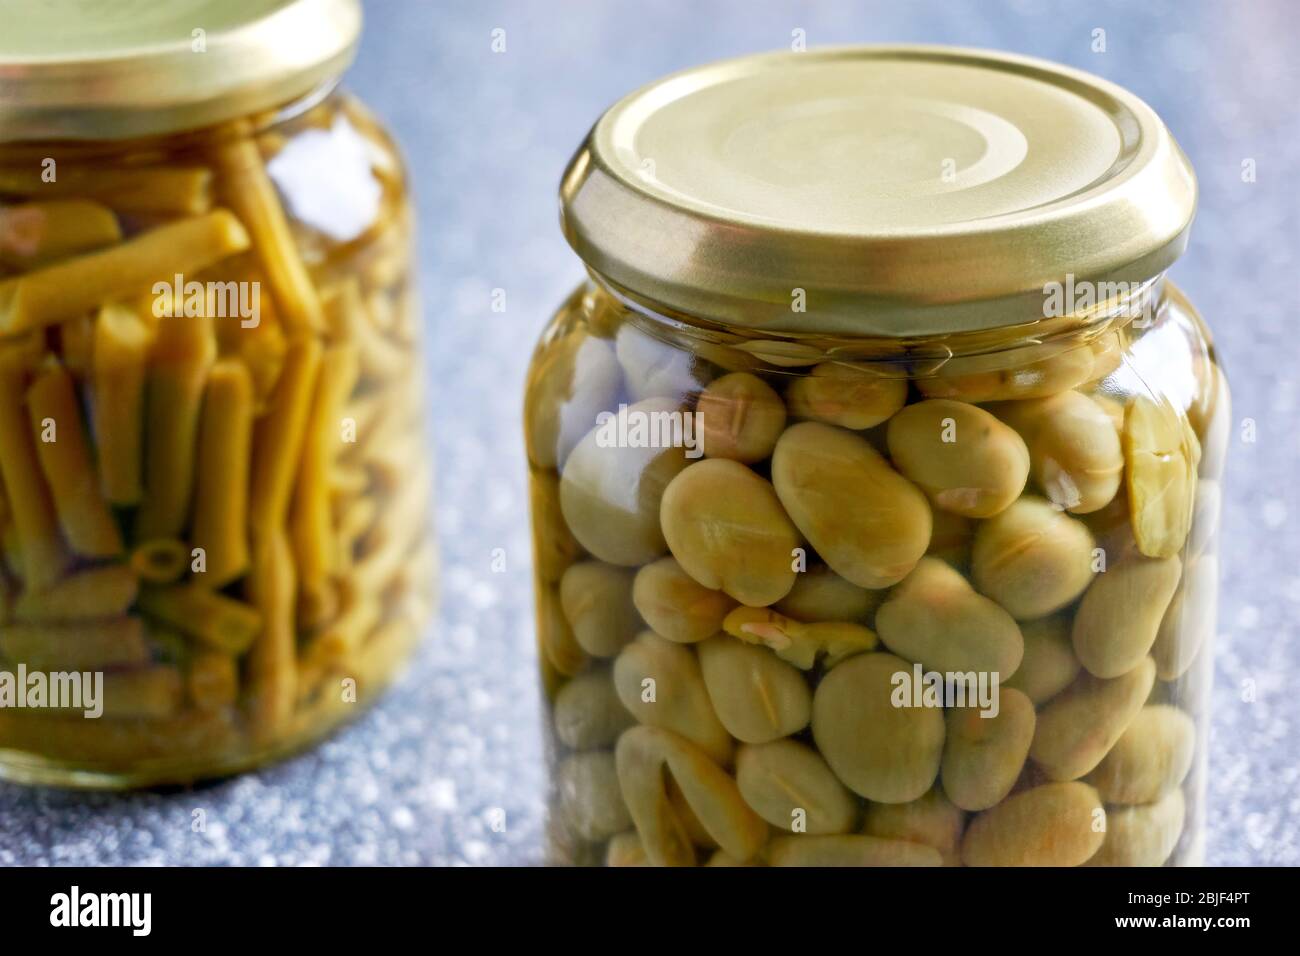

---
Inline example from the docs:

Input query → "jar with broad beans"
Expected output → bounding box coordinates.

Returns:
[527,47,1225,866]
[0,0,434,786]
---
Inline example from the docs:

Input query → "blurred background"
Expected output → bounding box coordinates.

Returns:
[3,0,1297,865]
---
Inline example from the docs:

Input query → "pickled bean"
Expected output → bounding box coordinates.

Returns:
[812,652,945,803]
[918,346,1095,403]
[552,667,634,750]
[1030,657,1155,781]
[612,631,732,762]
[1085,789,1185,867]
[559,397,689,566]
[767,834,941,867]
[886,399,1029,518]
[774,564,879,623]
[961,781,1105,867]
[538,587,588,679]
[992,390,1123,514]
[631,556,734,644]
[698,635,811,744]
[941,688,1036,812]
[735,739,857,834]
[1004,616,1080,705]
[1152,556,1217,681]
[555,751,632,842]
[1123,396,1195,559]
[772,422,931,589]
[970,496,1097,620]
[615,725,767,867]
[529,469,584,583]
[1086,704,1195,804]
[861,786,965,866]
[784,362,906,430]
[876,557,1023,678]
[559,560,641,658]
[524,329,622,470]
[659,458,801,607]
[1072,555,1181,679]
[697,372,786,464]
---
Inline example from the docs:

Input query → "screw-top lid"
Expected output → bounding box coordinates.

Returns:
[560,45,1197,336]
[0,0,360,142]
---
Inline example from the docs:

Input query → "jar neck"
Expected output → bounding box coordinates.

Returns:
[0,79,344,160]
[591,267,1166,365]
[246,78,345,136]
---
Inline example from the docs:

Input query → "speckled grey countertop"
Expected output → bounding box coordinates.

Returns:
[2,0,1297,867]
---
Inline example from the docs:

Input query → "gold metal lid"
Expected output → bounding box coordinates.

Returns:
[560,46,1198,336]
[0,0,361,142]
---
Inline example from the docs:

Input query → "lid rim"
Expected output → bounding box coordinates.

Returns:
[0,0,361,141]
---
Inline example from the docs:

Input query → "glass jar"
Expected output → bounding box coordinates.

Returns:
[527,48,1226,866]
[0,0,434,786]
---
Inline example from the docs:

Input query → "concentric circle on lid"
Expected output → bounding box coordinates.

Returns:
[560,46,1197,336]
[0,0,361,141]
